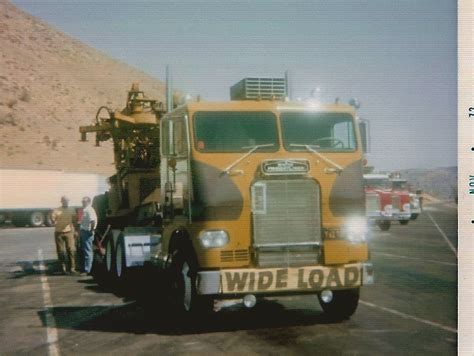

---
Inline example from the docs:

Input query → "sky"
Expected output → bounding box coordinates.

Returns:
[12,0,457,171]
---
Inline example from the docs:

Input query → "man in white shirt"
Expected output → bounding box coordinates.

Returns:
[79,196,97,275]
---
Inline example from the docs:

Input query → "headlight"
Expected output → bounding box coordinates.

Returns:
[384,204,392,213]
[344,217,368,243]
[198,230,229,248]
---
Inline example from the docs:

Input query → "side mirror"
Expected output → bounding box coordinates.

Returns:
[358,119,370,154]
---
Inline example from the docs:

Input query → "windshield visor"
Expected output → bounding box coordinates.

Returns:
[281,112,356,152]
[194,111,278,152]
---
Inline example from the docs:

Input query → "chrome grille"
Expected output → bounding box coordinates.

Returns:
[257,249,320,268]
[366,193,380,213]
[252,179,321,266]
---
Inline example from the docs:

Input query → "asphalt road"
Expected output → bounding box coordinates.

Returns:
[0,202,457,355]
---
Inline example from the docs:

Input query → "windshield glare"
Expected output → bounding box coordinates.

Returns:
[281,112,356,151]
[194,111,278,152]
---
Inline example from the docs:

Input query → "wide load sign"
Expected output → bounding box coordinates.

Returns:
[221,263,363,294]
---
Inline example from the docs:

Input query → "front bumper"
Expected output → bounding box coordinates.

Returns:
[367,210,410,222]
[196,262,374,295]
[391,211,411,221]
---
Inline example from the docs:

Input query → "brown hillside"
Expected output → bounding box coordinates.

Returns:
[0,0,166,176]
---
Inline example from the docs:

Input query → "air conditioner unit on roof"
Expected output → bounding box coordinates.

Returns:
[230,77,287,100]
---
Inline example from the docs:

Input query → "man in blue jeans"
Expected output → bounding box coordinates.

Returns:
[79,196,97,275]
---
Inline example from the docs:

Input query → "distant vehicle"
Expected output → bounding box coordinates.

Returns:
[0,169,108,227]
[390,178,422,220]
[389,178,414,224]
[364,174,393,231]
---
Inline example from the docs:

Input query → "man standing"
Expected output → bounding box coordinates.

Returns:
[79,196,97,275]
[52,196,77,274]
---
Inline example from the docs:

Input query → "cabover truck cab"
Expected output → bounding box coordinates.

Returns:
[364,173,394,231]
[153,78,373,320]
[390,178,416,223]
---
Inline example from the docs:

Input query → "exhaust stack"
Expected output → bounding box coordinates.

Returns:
[166,65,173,112]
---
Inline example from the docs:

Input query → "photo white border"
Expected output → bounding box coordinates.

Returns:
[458,0,473,353]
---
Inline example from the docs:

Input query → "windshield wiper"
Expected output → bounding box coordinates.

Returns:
[222,143,275,175]
[290,144,343,173]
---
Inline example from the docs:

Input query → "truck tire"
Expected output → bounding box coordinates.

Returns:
[171,259,213,317]
[115,237,127,280]
[377,220,390,231]
[318,288,360,321]
[399,220,409,225]
[410,213,419,220]
[105,238,115,274]
[168,228,212,317]
[29,211,45,227]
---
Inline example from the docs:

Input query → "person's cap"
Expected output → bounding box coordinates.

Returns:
[61,196,69,202]
[82,196,91,203]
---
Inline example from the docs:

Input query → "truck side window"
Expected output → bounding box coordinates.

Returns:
[162,117,187,157]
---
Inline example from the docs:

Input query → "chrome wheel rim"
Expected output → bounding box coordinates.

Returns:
[106,240,113,272]
[182,262,192,311]
[116,242,123,277]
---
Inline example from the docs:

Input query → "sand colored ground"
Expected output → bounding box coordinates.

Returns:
[0,0,166,176]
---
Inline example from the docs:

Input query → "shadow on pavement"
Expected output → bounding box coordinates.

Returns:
[37,298,334,336]
[9,259,65,279]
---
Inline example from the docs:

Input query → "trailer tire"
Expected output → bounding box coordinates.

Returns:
[29,211,45,227]
[318,288,360,321]
[377,220,391,231]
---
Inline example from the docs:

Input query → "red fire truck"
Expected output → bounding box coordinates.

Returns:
[364,174,393,231]
[390,178,421,220]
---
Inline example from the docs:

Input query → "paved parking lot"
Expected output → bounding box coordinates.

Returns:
[0,202,457,354]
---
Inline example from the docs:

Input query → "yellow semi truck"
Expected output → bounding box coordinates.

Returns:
[80,76,373,321]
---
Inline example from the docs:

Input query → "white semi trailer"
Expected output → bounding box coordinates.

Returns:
[0,169,108,227]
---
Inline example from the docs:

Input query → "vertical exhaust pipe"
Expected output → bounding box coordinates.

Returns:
[166,65,173,112]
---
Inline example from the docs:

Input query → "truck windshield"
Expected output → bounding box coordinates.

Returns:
[194,111,278,152]
[392,180,408,190]
[365,179,391,190]
[281,112,356,152]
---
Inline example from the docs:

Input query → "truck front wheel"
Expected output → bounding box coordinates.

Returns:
[29,211,45,227]
[318,288,360,321]
[178,261,195,312]
[377,220,391,231]
[171,260,213,316]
